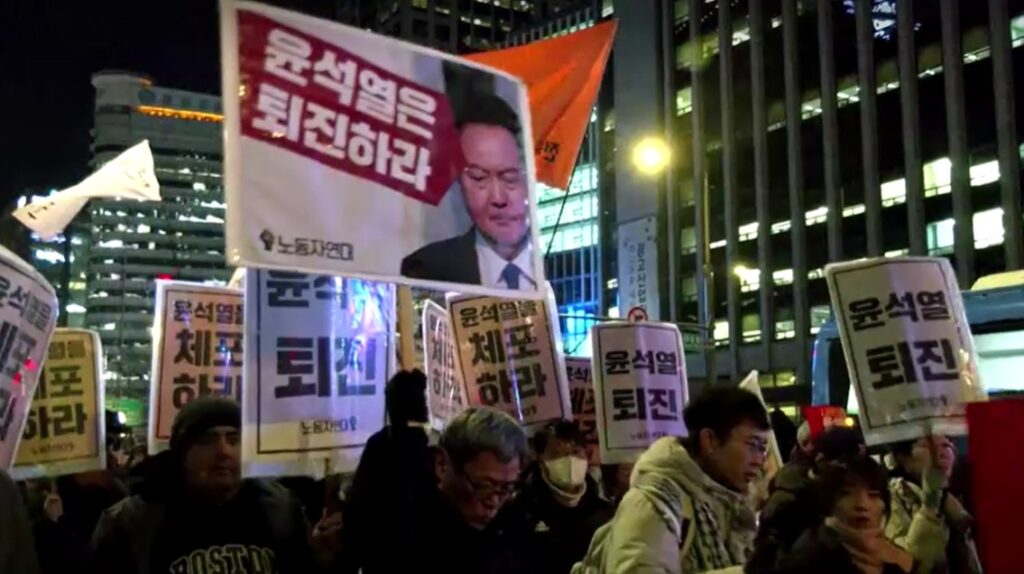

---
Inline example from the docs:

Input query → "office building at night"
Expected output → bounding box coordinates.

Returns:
[87,71,228,410]
[609,0,1024,408]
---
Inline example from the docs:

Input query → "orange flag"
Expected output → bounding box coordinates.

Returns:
[465,21,617,191]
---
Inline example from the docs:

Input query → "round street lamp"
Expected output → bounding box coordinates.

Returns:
[631,136,671,175]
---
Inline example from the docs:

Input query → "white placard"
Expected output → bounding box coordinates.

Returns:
[149,282,244,454]
[591,322,688,464]
[242,270,395,477]
[0,246,59,470]
[566,356,599,465]
[422,301,467,431]
[826,257,987,445]
[617,217,659,321]
[221,1,545,298]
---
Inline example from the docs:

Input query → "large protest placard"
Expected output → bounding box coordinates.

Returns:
[826,257,986,445]
[592,322,688,464]
[221,1,544,298]
[149,281,244,454]
[243,270,395,477]
[0,246,58,470]
[566,357,599,465]
[448,288,570,430]
[12,329,104,479]
[422,301,466,431]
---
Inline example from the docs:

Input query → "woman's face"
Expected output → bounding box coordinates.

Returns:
[902,435,956,479]
[833,483,886,530]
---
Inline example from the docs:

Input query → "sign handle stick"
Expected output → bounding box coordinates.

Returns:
[398,285,416,371]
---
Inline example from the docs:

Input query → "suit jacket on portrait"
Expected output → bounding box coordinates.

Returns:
[401,229,482,285]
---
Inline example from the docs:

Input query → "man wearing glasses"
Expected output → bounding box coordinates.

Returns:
[401,94,535,290]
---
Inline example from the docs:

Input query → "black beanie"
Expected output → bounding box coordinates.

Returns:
[170,397,241,457]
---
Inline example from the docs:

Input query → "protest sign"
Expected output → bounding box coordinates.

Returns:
[243,270,395,477]
[592,322,687,464]
[826,257,986,445]
[801,405,850,440]
[12,329,104,479]
[149,282,244,454]
[448,287,570,430]
[0,246,58,470]
[738,371,783,484]
[422,301,466,431]
[221,1,544,298]
[13,140,159,240]
[566,357,599,465]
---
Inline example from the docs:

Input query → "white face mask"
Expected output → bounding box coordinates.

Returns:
[543,455,589,491]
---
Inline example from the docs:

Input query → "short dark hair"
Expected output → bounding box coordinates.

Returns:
[817,455,891,515]
[455,93,521,135]
[813,426,865,462]
[385,370,428,425]
[683,387,770,453]
[531,419,584,455]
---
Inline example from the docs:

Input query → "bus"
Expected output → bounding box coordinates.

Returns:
[811,272,1024,413]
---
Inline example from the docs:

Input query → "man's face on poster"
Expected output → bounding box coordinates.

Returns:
[458,123,529,251]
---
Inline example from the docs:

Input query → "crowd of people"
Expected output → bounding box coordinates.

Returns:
[0,370,980,574]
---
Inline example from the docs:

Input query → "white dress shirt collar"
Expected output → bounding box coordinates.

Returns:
[475,232,536,289]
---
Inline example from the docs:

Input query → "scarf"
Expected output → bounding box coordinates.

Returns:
[680,476,756,572]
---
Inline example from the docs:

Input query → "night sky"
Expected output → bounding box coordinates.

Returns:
[0,0,335,206]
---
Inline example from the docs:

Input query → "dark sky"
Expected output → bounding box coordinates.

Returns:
[0,0,335,206]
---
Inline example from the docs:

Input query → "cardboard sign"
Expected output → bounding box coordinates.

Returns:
[739,371,783,483]
[448,287,570,430]
[421,301,467,431]
[826,257,986,445]
[592,322,688,464]
[149,282,244,454]
[221,1,545,298]
[12,329,105,479]
[566,357,599,465]
[0,246,58,470]
[243,270,394,477]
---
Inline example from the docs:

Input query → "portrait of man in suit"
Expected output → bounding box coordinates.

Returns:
[400,93,535,289]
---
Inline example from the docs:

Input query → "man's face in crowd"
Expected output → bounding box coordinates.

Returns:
[902,435,956,479]
[183,426,242,499]
[438,450,520,530]
[833,482,886,531]
[700,421,770,492]
[459,123,529,254]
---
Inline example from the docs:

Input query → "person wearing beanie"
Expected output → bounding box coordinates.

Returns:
[91,397,314,574]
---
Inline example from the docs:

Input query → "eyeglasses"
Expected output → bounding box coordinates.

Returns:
[463,166,524,191]
[455,466,518,501]
[745,438,770,457]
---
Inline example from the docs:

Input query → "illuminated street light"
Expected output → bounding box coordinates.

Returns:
[632,137,671,174]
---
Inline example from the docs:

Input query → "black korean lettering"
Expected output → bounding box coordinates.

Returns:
[66,340,85,359]
[0,277,9,307]
[215,303,235,325]
[0,322,18,374]
[612,388,647,421]
[469,330,506,365]
[3,330,37,378]
[313,276,347,307]
[913,339,959,382]
[517,301,538,318]
[655,351,679,375]
[8,286,29,315]
[480,304,499,323]
[173,300,193,322]
[866,342,917,390]
[604,351,630,375]
[174,329,213,367]
[885,292,919,322]
[648,389,679,421]
[459,307,480,329]
[193,302,214,322]
[511,364,546,399]
[275,336,331,398]
[848,298,884,331]
[213,375,238,399]
[24,295,52,331]
[48,341,66,361]
[266,272,311,308]
[172,373,199,408]
[52,404,87,436]
[335,337,375,396]
[48,365,83,398]
[497,302,519,322]
[33,369,48,400]
[570,387,587,416]
[505,325,540,361]
[235,304,244,325]
[214,332,244,368]
[917,291,951,321]
[632,350,655,374]
[476,372,501,406]
[0,388,16,441]
[23,403,47,440]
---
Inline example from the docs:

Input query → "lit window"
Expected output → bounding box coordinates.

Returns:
[843,204,866,217]
[923,157,952,197]
[974,208,1005,250]
[805,206,828,225]
[970,160,1000,187]
[709,239,727,249]
[738,221,758,242]
[881,178,906,207]
[676,87,692,116]
[771,221,791,235]
[773,269,794,285]
[714,320,729,342]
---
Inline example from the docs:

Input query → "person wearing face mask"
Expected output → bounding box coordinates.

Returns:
[505,421,613,574]
[774,456,915,574]
[886,435,982,574]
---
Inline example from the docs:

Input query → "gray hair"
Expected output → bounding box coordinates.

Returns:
[440,407,527,468]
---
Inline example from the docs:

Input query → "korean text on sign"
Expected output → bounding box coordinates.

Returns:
[448,295,570,429]
[150,282,244,454]
[826,257,986,446]
[565,357,599,465]
[422,301,466,431]
[245,270,394,476]
[13,330,105,479]
[592,322,688,464]
[0,246,58,470]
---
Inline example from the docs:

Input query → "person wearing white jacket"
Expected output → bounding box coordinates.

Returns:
[573,387,772,574]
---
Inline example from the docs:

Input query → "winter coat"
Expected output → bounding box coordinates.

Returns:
[572,436,756,574]
[91,477,312,574]
[504,463,614,574]
[746,459,818,570]
[886,477,982,574]
[0,469,40,574]
[773,524,909,574]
